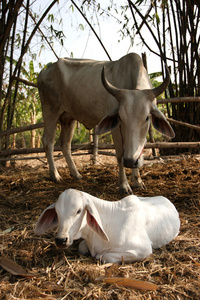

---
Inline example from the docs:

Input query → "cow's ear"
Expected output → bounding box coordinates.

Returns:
[35,203,58,235]
[151,104,175,138]
[86,202,109,241]
[96,109,120,135]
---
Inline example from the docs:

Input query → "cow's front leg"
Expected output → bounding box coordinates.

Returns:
[131,168,145,189]
[131,156,146,189]
[59,119,82,179]
[118,159,132,194]
[43,123,62,182]
[111,128,132,194]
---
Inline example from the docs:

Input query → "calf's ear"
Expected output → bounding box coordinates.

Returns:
[35,203,58,235]
[96,109,120,135]
[86,202,109,241]
[151,104,175,138]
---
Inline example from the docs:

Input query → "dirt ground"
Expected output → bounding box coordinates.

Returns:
[0,151,199,299]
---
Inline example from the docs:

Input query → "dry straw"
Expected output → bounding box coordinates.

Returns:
[0,154,199,299]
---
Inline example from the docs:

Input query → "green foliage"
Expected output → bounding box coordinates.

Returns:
[48,14,54,23]
[100,133,113,144]
[6,60,43,148]
[149,71,162,80]
[72,123,89,144]
[149,71,165,100]
[79,24,84,30]
[46,12,65,48]
[70,4,74,12]
[154,12,160,25]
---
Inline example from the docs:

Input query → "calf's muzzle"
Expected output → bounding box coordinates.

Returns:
[55,237,68,248]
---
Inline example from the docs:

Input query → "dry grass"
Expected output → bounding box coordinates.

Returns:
[0,152,199,299]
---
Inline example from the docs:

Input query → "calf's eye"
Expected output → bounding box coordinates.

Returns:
[77,209,82,214]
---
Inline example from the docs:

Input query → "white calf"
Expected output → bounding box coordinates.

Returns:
[35,189,180,263]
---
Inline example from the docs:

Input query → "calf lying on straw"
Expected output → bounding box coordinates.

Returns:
[35,189,180,263]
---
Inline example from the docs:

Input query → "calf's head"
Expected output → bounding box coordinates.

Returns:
[96,67,175,168]
[35,189,109,248]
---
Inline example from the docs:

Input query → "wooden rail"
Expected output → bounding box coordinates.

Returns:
[0,95,199,161]
[0,122,44,137]
[0,142,200,158]
[157,96,200,104]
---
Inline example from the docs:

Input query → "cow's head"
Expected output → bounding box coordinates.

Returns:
[35,189,108,249]
[96,66,175,168]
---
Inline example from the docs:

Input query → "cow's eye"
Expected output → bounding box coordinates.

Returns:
[145,115,150,122]
[76,209,82,215]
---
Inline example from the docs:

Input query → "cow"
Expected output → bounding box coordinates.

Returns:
[35,189,180,264]
[37,53,175,193]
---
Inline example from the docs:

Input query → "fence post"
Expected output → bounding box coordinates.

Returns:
[92,126,98,165]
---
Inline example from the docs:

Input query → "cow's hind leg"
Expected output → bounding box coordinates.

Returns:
[59,117,82,179]
[42,121,62,182]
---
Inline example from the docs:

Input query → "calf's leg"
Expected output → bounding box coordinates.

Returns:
[98,248,152,264]
[78,240,90,255]
[97,237,152,264]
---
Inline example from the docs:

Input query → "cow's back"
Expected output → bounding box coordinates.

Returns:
[106,53,151,90]
[37,53,151,128]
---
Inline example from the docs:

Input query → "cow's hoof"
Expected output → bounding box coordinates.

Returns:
[119,184,133,194]
[50,173,62,183]
[71,172,82,179]
[140,182,146,190]
[133,181,146,190]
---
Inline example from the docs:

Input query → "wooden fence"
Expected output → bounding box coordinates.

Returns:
[0,95,200,163]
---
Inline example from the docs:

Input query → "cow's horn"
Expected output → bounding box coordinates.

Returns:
[152,66,170,98]
[101,66,120,97]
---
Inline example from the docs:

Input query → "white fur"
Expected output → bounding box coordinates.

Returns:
[35,189,180,263]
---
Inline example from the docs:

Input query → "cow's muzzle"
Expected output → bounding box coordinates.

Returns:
[123,158,138,169]
[124,147,144,168]
[55,237,68,248]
